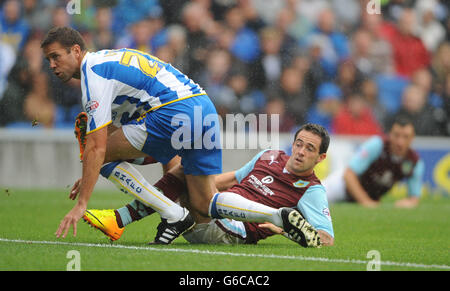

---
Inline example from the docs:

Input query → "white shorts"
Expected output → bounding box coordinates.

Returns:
[122,122,148,151]
[322,167,347,203]
[183,219,247,244]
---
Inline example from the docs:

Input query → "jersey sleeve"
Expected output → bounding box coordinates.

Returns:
[234,149,270,183]
[348,136,384,175]
[406,159,424,197]
[81,57,114,134]
[297,185,334,237]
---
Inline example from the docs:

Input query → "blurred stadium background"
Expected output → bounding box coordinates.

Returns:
[0,0,449,197]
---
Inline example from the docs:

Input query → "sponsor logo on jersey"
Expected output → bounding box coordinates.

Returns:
[261,175,274,184]
[248,175,275,196]
[85,100,99,116]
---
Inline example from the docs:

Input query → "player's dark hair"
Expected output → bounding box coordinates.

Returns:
[391,115,415,129]
[41,26,86,52]
[294,123,330,154]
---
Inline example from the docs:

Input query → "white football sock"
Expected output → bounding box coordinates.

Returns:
[208,192,283,227]
[102,161,185,223]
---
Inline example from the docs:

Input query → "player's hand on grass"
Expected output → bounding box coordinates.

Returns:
[395,197,419,208]
[55,202,86,239]
[258,222,284,235]
[360,199,379,208]
[69,178,82,200]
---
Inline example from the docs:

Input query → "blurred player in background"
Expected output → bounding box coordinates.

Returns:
[323,116,424,208]
[83,124,334,247]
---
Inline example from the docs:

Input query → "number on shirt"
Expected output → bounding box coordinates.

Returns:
[119,50,161,77]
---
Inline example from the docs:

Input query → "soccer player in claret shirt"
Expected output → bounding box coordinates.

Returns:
[83,124,334,247]
[323,116,424,208]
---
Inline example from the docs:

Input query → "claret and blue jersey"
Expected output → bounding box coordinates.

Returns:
[80,48,206,134]
[232,149,334,243]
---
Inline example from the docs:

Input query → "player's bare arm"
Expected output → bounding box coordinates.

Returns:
[343,168,379,208]
[395,197,419,208]
[55,126,108,238]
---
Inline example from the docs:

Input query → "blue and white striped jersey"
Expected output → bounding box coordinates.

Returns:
[80,48,206,134]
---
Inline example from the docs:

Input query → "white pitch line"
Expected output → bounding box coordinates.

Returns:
[0,238,449,270]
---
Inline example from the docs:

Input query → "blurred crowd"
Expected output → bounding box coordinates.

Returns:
[0,0,449,136]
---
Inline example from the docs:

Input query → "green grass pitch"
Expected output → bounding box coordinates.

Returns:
[0,188,449,271]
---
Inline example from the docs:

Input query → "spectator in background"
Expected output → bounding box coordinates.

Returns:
[110,0,160,35]
[51,4,73,28]
[335,60,364,98]
[385,8,431,77]
[277,66,311,126]
[411,68,443,108]
[224,6,260,64]
[225,67,266,115]
[0,40,15,98]
[0,32,54,127]
[387,84,444,136]
[359,12,394,75]
[332,92,383,136]
[305,8,350,78]
[280,1,312,44]
[360,79,388,129]
[22,0,52,33]
[442,73,450,136]
[0,52,30,126]
[116,18,153,53]
[264,97,296,133]
[306,82,342,134]
[23,33,56,128]
[92,5,116,50]
[431,42,450,97]
[274,7,303,64]
[0,0,30,52]
[249,27,286,92]
[415,0,446,53]
[198,48,234,117]
[165,25,189,71]
[351,28,393,77]
[180,1,212,81]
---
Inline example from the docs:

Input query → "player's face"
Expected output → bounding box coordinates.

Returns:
[287,130,326,176]
[43,42,81,82]
[389,124,415,157]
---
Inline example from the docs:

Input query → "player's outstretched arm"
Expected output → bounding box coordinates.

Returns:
[395,197,419,208]
[343,168,379,208]
[55,126,108,238]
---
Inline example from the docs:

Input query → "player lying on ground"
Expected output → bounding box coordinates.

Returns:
[323,116,424,208]
[81,124,334,247]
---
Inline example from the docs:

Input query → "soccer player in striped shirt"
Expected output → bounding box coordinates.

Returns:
[42,26,222,243]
